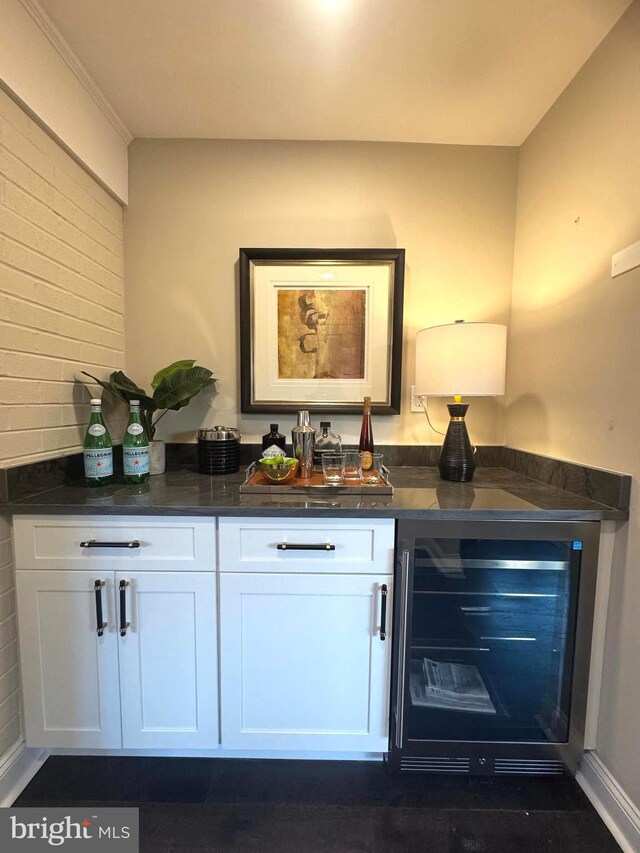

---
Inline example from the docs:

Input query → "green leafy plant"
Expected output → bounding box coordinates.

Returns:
[82,360,215,441]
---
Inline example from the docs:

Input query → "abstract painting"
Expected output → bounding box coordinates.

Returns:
[277,289,366,380]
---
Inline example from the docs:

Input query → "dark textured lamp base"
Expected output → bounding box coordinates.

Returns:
[438,462,476,482]
[438,403,476,482]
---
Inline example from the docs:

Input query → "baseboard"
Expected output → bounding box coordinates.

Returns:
[0,739,48,806]
[577,751,640,853]
[50,747,384,761]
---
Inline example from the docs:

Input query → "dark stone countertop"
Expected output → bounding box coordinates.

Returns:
[0,466,627,521]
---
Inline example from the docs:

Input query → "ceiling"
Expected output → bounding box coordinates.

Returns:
[38,0,632,145]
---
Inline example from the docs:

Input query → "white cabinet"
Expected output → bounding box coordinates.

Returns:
[118,571,218,749]
[15,514,396,756]
[16,571,122,749]
[220,572,392,751]
[14,516,218,751]
[219,517,395,753]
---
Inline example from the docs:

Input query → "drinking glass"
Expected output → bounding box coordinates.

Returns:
[361,452,384,485]
[322,453,346,485]
[343,450,363,485]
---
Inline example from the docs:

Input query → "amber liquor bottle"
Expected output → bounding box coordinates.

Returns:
[358,396,374,470]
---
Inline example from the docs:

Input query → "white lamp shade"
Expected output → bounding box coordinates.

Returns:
[415,322,507,397]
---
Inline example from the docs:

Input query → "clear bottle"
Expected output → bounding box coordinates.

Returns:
[314,421,342,470]
[262,423,287,455]
[83,398,113,487]
[123,399,150,485]
[358,396,374,471]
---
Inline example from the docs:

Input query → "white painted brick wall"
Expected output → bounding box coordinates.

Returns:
[0,89,126,765]
[0,90,125,460]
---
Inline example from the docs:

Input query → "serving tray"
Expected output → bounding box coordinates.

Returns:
[240,461,394,495]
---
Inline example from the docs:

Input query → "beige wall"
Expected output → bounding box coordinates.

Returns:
[0,88,125,766]
[0,0,129,201]
[125,139,518,445]
[506,1,640,804]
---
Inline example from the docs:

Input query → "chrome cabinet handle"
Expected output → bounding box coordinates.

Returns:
[81,540,140,549]
[94,580,107,637]
[380,584,388,641]
[276,543,335,551]
[396,550,410,749]
[119,580,130,636]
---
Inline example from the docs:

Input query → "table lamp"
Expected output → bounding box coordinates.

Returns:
[415,320,507,482]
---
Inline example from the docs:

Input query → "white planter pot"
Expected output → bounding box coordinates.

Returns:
[149,440,166,475]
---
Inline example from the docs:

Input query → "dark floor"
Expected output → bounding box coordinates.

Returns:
[14,757,620,852]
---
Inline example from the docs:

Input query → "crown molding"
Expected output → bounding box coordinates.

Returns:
[19,0,133,145]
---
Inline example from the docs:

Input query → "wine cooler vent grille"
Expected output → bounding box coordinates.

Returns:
[494,759,565,776]
[400,756,470,774]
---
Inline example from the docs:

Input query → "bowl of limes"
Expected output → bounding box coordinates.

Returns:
[259,455,298,483]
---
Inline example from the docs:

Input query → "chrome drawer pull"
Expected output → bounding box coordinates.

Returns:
[277,543,335,551]
[81,540,140,549]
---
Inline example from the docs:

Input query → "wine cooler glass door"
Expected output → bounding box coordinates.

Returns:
[405,535,582,744]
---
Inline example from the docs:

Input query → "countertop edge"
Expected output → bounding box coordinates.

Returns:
[0,503,627,521]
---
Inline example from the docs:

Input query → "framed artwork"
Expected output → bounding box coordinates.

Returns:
[239,248,405,414]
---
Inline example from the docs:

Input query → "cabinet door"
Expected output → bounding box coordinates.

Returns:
[117,572,218,749]
[220,573,392,751]
[16,571,121,748]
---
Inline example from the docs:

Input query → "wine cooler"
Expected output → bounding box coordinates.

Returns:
[390,520,600,776]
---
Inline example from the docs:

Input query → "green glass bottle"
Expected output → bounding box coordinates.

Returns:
[123,399,150,485]
[83,398,113,487]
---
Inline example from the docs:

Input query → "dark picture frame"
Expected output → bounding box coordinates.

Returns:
[239,248,404,415]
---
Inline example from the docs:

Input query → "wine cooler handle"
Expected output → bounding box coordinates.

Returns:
[94,580,107,637]
[119,580,130,636]
[276,543,335,551]
[396,550,410,749]
[380,584,388,641]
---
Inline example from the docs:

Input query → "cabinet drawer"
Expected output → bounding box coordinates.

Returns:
[219,517,394,574]
[13,515,216,572]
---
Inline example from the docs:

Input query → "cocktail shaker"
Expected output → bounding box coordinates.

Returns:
[291,411,316,479]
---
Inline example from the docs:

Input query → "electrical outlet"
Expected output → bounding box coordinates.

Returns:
[410,386,425,413]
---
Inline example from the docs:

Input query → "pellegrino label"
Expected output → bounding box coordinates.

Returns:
[127,423,144,435]
[88,424,106,436]
[123,447,150,476]
[84,449,113,478]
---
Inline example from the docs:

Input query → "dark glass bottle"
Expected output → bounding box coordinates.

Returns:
[123,400,150,485]
[358,396,374,471]
[83,399,113,487]
[262,423,287,454]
